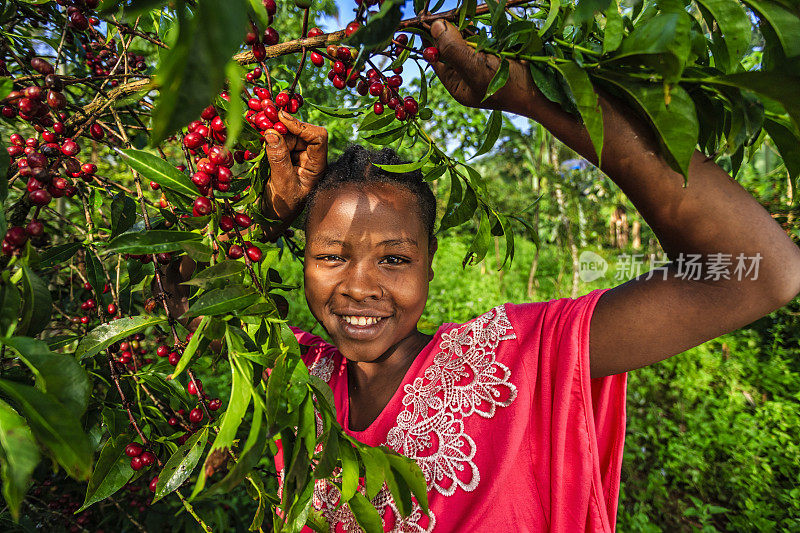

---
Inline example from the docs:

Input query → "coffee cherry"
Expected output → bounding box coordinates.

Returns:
[125,443,144,458]
[46,90,66,110]
[26,219,44,237]
[373,102,384,115]
[187,380,202,395]
[87,122,103,140]
[80,316,90,325]
[189,408,203,423]
[183,132,204,149]
[228,244,244,259]
[403,97,419,115]
[208,398,222,411]
[308,27,323,37]
[332,76,346,90]
[423,46,439,63]
[30,57,54,75]
[193,196,212,216]
[263,27,279,46]
[345,21,360,36]
[219,215,235,231]
[275,92,290,108]
[156,345,169,358]
[191,171,211,188]
[168,417,179,426]
[60,139,79,156]
[69,11,89,31]
[168,352,180,365]
[29,189,52,206]
[310,52,324,67]
[107,304,117,315]
[201,105,217,120]
[149,477,159,493]
[263,0,276,15]
[150,181,160,190]
[130,456,144,471]
[273,122,288,134]
[5,227,28,248]
[395,107,407,121]
[140,451,156,467]
[246,246,263,262]
[234,212,252,228]
[336,46,351,61]
[81,163,97,175]
[253,42,267,61]
[333,61,346,75]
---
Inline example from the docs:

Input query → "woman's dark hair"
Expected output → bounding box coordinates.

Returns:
[303,145,437,242]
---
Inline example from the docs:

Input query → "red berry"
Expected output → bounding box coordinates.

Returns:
[252,42,266,61]
[373,102,384,115]
[310,52,324,67]
[263,0,276,15]
[183,132,204,149]
[26,219,44,237]
[263,27,279,46]
[246,246,263,262]
[201,105,217,120]
[387,75,402,88]
[191,171,211,188]
[273,122,288,135]
[80,316,89,324]
[369,82,383,96]
[333,61,346,75]
[219,215,235,231]
[263,105,279,123]
[156,345,169,357]
[228,244,244,259]
[168,352,180,365]
[60,140,79,156]
[189,408,203,423]
[422,46,439,63]
[193,196,212,216]
[275,92,289,108]
[336,47,351,61]
[5,227,28,248]
[107,304,117,315]
[150,181,160,190]
[332,76,346,90]
[168,417,179,426]
[187,380,202,395]
[130,456,144,471]
[149,477,159,492]
[308,27,323,37]
[29,189,52,206]
[208,398,222,411]
[81,163,97,175]
[395,107,407,121]
[345,21,360,36]
[125,443,143,458]
[403,97,419,115]
[140,451,155,467]
[234,213,252,228]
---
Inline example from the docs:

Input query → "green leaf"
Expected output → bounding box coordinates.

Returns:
[84,248,105,303]
[0,380,92,480]
[572,0,611,25]
[348,492,383,533]
[224,61,244,150]
[359,446,386,500]
[18,267,51,337]
[373,143,432,173]
[346,0,404,51]
[695,0,751,70]
[110,194,138,239]
[471,110,503,159]
[1,337,90,415]
[205,400,267,495]
[107,230,201,255]
[741,0,800,58]
[0,400,39,521]
[75,315,167,360]
[182,260,246,288]
[596,74,698,180]
[602,1,623,54]
[211,344,253,453]
[359,109,397,132]
[313,430,339,480]
[339,442,359,502]
[151,0,247,145]
[182,285,260,318]
[482,59,510,102]
[385,453,429,516]
[181,240,214,262]
[78,435,134,512]
[362,125,407,146]
[463,208,492,267]
[306,102,367,118]
[170,316,210,378]
[439,172,478,232]
[38,242,81,269]
[118,149,198,198]
[0,283,20,338]
[554,63,603,164]
[764,118,800,183]
[615,9,692,81]
[154,426,209,502]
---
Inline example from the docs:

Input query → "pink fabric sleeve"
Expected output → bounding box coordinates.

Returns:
[289,326,337,368]
[505,288,627,532]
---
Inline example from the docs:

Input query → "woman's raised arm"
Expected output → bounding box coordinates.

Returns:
[429,20,800,378]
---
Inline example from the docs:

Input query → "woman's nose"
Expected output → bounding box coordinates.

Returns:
[339,262,383,301]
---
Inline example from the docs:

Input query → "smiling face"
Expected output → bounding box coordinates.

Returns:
[303,182,436,363]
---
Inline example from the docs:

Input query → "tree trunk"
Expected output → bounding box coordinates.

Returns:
[550,142,580,298]
[632,218,642,249]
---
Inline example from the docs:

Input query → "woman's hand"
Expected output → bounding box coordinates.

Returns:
[261,111,328,226]
[429,20,543,118]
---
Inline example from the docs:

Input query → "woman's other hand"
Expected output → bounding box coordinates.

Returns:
[429,20,542,118]
[261,111,328,225]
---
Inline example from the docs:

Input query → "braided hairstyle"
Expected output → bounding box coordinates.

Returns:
[303,145,437,243]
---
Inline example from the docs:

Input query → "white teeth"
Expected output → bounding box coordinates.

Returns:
[342,316,383,326]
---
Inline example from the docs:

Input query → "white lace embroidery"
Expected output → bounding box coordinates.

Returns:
[310,305,517,531]
[309,354,335,383]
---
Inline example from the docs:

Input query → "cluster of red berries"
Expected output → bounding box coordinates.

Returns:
[31,479,99,532]
[84,42,145,86]
[56,0,101,31]
[245,89,304,135]
[246,0,280,61]
[124,442,157,472]
[2,221,42,256]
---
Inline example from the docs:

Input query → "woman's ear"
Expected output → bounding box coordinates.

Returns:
[428,235,438,281]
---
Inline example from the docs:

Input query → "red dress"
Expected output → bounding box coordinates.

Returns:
[281,288,627,532]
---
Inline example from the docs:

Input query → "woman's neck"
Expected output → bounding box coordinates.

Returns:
[346,329,433,392]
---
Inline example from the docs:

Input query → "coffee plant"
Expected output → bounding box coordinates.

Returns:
[0,0,797,530]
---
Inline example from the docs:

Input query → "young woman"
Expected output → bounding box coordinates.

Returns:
[167,20,800,532]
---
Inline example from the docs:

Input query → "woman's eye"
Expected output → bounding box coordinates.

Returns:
[316,254,343,262]
[380,255,408,265]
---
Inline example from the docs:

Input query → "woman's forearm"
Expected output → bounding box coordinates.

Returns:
[520,90,800,304]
